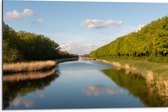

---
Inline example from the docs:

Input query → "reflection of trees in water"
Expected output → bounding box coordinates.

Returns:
[3,69,56,82]
[3,69,58,109]
[102,69,168,107]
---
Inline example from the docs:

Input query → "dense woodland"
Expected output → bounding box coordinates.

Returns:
[3,22,78,63]
[89,16,168,62]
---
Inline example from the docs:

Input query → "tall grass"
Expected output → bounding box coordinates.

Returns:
[3,60,56,74]
[3,58,78,74]
[91,57,168,79]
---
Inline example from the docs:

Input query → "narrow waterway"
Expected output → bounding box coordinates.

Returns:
[3,59,167,109]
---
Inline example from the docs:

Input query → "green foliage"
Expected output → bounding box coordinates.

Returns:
[3,40,20,62]
[89,16,168,62]
[3,22,78,63]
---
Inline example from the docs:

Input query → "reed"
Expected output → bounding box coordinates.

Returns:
[87,58,168,79]
[3,60,56,74]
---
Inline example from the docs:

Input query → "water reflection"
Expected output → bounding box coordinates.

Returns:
[3,69,58,109]
[58,60,112,71]
[36,90,45,98]
[102,69,168,107]
[3,69,56,82]
[83,85,123,96]
[12,97,34,108]
[4,60,168,109]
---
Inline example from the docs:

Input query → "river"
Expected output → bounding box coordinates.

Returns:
[3,59,168,109]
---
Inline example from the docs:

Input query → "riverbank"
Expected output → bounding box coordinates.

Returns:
[3,58,78,74]
[83,57,168,79]
[83,57,168,97]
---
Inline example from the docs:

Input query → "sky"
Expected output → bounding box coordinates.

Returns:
[3,0,168,55]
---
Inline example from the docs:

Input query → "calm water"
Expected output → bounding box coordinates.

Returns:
[3,60,167,109]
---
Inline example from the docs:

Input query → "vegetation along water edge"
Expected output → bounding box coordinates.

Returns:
[85,15,168,80]
[3,58,78,74]
[84,16,168,98]
[3,22,79,74]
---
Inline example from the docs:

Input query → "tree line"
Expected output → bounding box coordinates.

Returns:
[3,22,78,63]
[89,16,168,62]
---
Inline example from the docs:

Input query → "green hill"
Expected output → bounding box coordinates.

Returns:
[89,16,168,62]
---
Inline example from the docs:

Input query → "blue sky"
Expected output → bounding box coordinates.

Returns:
[3,1,168,54]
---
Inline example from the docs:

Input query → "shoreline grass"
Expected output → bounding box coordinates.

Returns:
[85,57,168,79]
[3,60,56,74]
[3,58,78,74]
[84,57,168,97]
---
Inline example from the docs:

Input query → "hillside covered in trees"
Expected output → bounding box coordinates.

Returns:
[3,22,78,63]
[89,16,168,62]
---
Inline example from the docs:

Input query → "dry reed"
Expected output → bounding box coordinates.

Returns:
[153,79,168,97]
[145,70,154,82]
[3,60,56,74]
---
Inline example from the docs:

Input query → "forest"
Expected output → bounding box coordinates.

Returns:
[3,22,78,63]
[89,16,168,62]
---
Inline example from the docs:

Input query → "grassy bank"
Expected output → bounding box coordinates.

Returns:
[85,57,168,80]
[110,58,168,80]
[3,58,78,74]
[84,57,168,97]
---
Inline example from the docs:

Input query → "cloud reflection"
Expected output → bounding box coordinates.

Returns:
[83,85,123,96]
[36,90,45,98]
[12,97,34,108]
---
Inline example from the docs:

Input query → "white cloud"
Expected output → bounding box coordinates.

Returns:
[5,9,34,20]
[38,32,109,55]
[33,18,44,24]
[5,10,21,20]
[22,9,34,16]
[82,19,123,29]
[138,24,145,31]
[60,44,71,51]
[60,42,99,55]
